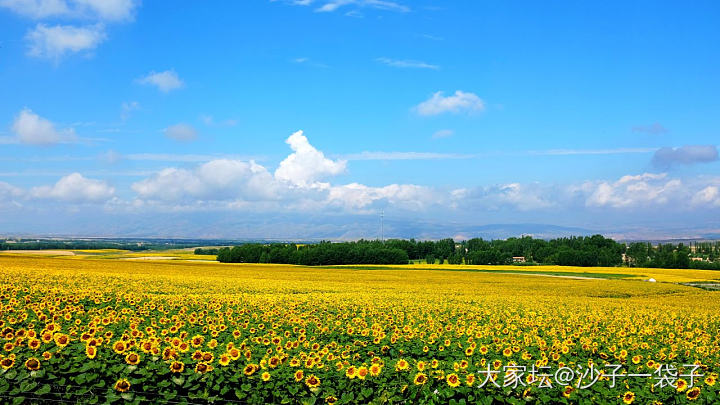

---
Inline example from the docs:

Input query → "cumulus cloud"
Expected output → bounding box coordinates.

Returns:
[0,181,24,200]
[0,0,137,20]
[128,130,441,214]
[376,57,438,70]
[692,186,720,208]
[11,108,77,145]
[585,173,682,208]
[132,160,278,202]
[274,130,346,187]
[415,90,485,116]
[137,70,184,92]
[31,173,114,202]
[651,145,719,168]
[26,23,106,59]
[451,183,558,212]
[327,183,432,211]
[163,123,198,141]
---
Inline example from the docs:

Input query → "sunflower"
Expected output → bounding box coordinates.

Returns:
[676,378,688,392]
[244,363,258,376]
[219,354,230,366]
[294,370,304,382]
[686,387,701,401]
[53,333,69,348]
[705,375,716,386]
[622,391,635,404]
[42,351,52,360]
[395,359,409,371]
[466,374,476,386]
[25,357,40,371]
[114,379,131,393]
[169,361,184,373]
[191,350,203,361]
[125,352,140,365]
[305,374,321,388]
[112,341,126,354]
[261,371,271,381]
[0,358,14,370]
[325,395,338,404]
[85,345,97,359]
[191,335,204,347]
[27,338,41,351]
[345,366,357,379]
[369,364,382,377]
[503,347,512,357]
[202,352,214,363]
[447,373,460,387]
[563,386,574,398]
[413,372,427,385]
[195,362,213,373]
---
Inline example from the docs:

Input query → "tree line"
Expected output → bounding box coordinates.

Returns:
[216,235,720,269]
[217,241,408,266]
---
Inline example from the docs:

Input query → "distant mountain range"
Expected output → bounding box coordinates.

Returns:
[4,210,720,242]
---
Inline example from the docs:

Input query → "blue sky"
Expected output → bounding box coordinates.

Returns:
[1,0,720,240]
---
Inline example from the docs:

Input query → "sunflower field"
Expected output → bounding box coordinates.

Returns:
[0,255,718,404]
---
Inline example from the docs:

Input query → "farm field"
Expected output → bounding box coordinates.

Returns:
[0,254,718,404]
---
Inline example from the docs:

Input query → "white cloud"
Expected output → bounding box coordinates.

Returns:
[26,23,106,59]
[376,57,438,70]
[692,186,720,207]
[131,160,278,202]
[0,0,68,18]
[585,173,682,208]
[451,183,557,211]
[137,70,184,92]
[72,0,136,21]
[415,90,485,116]
[651,145,719,168]
[327,183,432,211]
[0,181,24,200]
[11,108,77,145]
[31,173,114,202]
[129,130,439,213]
[306,0,409,13]
[274,130,346,187]
[163,123,198,141]
[0,0,137,20]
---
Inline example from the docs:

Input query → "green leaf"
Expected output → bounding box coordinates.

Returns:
[35,384,51,396]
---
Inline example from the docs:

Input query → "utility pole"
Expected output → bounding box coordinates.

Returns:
[380,210,384,243]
